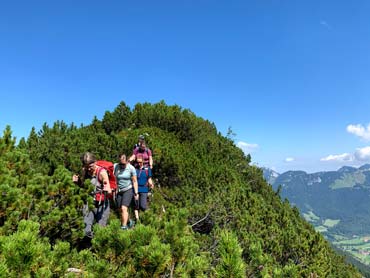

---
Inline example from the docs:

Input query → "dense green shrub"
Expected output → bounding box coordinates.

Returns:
[0,101,362,277]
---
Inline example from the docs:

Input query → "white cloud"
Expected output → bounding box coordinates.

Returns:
[285,157,295,162]
[354,146,370,161]
[347,124,370,141]
[237,141,259,154]
[320,153,354,162]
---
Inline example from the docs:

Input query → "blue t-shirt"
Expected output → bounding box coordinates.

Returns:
[136,167,152,193]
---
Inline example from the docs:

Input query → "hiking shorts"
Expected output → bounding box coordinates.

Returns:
[138,192,148,211]
[116,189,133,207]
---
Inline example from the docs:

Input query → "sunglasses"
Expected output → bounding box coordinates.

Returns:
[84,162,95,169]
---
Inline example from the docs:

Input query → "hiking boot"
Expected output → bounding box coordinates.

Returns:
[121,225,128,230]
[128,219,135,228]
[85,231,94,239]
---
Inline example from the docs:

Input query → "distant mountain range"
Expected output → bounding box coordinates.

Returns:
[262,164,370,237]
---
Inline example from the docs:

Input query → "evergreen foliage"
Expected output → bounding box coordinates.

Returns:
[0,101,362,277]
[214,230,246,277]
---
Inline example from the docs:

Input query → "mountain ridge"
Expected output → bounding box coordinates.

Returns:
[263,163,370,271]
[263,164,370,186]
[0,101,362,277]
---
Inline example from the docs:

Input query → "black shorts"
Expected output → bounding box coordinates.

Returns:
[116,189,133,207]
[131,192,148,211]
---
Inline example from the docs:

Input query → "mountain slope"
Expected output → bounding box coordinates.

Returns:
[265,166,370,236]
[0,101,361,277]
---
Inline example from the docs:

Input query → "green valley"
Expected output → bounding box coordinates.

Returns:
[264,165,370,275]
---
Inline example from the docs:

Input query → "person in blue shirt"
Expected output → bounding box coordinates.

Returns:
[133,156,154,222]
[114,153,138,230]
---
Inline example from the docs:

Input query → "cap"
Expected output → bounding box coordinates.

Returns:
[138,134,145,140]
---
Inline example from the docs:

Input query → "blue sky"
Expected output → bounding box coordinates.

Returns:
[1,1,370,173]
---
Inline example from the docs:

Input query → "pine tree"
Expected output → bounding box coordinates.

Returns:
[214,230,246,278]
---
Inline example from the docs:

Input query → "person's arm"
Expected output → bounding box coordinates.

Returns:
[147,149,153,169]
[99,169,112,194]
[130,165,139,198]
[149,155,153,169]
[132,174,139,199]
[72,168,85,186]
[128,154,136,163]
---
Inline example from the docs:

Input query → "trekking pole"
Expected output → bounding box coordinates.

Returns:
[104,191,107,209]
[112,190,117,209]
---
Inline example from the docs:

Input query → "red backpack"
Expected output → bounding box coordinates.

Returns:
[95,160,117,202]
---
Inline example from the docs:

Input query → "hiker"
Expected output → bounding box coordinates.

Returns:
[114,153,138,230]
[133,134,145,150]
[129,141,153,169]
[72,152,112,238]
[133,156,154,222]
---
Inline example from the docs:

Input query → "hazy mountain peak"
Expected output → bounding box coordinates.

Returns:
[358,164,370,171]
[285,170,307,175]
[337,166,357,173]
[261,167,280,184]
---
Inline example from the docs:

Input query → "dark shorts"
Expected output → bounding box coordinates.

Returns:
[116,189,133,207]
[132,192,148,211]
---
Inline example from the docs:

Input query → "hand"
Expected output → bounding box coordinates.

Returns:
[72,174,79,183]
[103,184,112,194]
[134,193,139,200]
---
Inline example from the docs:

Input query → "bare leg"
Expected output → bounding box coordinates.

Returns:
[121,205,129,226]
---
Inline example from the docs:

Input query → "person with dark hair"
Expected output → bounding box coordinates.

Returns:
[72,152,112,238]
[133,156,154,222]
[133,134,145,150]
[114,153,138,230]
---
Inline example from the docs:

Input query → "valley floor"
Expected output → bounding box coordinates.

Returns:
[332,234,370,265]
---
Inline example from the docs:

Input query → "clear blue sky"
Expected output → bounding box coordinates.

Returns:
[1,1,370,173]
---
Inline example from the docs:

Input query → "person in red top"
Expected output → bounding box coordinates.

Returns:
[72,152,112,238]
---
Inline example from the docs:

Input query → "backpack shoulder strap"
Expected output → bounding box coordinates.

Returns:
[96,166,104,183]
[138,167,149,177]
[113,163,118,175]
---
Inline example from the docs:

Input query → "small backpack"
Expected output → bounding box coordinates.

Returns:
[95,160,117,202]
